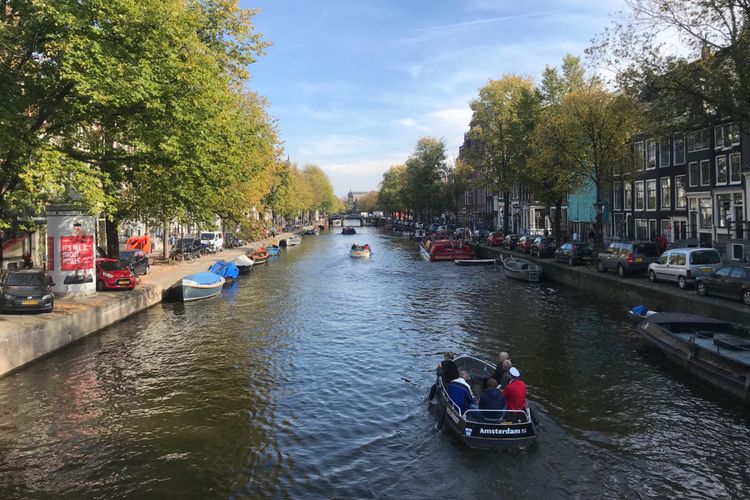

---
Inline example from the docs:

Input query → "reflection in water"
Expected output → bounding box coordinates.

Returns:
[2,228,750,498]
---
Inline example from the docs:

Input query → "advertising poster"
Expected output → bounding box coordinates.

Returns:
[60,235,94,271]
[47,236,55,271]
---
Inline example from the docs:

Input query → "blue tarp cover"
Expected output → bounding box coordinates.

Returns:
[207,260,240,280]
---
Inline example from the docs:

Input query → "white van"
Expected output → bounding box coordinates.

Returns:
[648,248,722,289]
[200,231,224,252]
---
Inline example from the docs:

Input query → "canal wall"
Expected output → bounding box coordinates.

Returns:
[0,245,253,378]
[478,245,750,325]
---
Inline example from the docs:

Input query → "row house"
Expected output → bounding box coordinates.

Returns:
[610,121,749,261]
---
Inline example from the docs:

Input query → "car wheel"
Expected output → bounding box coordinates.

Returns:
[697,282,707,296]
[96,280,104,292]
[596,260,606,272]
[568,256,574,266]
[649,271,657,283]
[743,289,750,306]
[678,276,687,289]
[617,264,626,278]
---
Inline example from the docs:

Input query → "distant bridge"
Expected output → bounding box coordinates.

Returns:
[328,213,385,226]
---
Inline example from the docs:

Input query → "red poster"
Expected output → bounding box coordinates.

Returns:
[47,236,55,271]
[60,235,94,271]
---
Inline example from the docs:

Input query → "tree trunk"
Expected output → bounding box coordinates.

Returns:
[594,183,603,252]
[162,218,168,259]
[554,199,563,246]
[105,218,119,258]
[502,192,511,234]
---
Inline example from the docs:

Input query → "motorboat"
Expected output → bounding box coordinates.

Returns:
[267,245,281,256]
[414,229,426,241]
[626,304,659,325]
[233,254,254,274]
[433,354,538,449]
[207,260,239,283]
[635,313,750,403]
[180,272,225,302]
[248,247,269,265]
[305,226,319,235]
[284,235,302,246]
[454,258,500,266]
[350,244,371,258]
[502,257,542,282]
[342,226,357,235]
[419,239,474,262]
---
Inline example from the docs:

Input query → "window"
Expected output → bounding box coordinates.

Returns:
[634,141,645,169]
[613,182,623,210]
[687,129,709,152]
[669,253,686,265]
[635,219,648,240]
[700,159,710,186]
[660,219,672,241]
[646,139,657,169]
[659,138,670,167]
[688,162,699,187]
[646,179,657,210]
[635,181,645,210]
[675,175,686,208]
[715,123,740,149]
[717,193,731,228]
[716,155,728,184]
[729,152,741,183]
[649,219,657,240]
[674,134,686,165]
[660,177,671,209]
[624,182,632,210]
[699,198,712,228]
[730,267,746,279]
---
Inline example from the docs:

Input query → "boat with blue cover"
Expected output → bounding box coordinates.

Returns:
[267,245,281,256]
[180,272,225,302]
[207,260,240,283]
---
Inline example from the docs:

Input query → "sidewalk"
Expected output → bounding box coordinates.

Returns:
[0,235,289,378]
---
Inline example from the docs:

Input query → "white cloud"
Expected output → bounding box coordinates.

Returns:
[398,118,431,132]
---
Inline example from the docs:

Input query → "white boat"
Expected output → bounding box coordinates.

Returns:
[233,254,255,274]
[502,257,542,282]
[284,235,302,246]
[414,229,426,241]
[454,258,499,266]
[350,244,371,258]
[180,272,225,302]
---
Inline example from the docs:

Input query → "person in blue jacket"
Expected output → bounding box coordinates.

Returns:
[478,378,506,421]
[447,370,475,414]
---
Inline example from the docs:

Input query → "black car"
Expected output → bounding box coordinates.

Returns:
[502,234,519,251]
[531,236,556,258]
[555,242,593,266]
[696,264,750,306]
[119,249,149,275]
[0,269,55,312]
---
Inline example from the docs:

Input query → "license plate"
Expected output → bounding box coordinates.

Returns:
[22,300,38,305]
[635,257,642,263]
[117,279,130,285]
[701,267,713,273]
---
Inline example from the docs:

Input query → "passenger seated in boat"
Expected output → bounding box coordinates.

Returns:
[447,370,476,414]
[438,353,459,386]
[478,378,506,421]
[501,367,527,421]
[494,359,513,386]
[491,352,510,381]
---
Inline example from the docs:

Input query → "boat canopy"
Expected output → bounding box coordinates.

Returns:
[125,235,151,254]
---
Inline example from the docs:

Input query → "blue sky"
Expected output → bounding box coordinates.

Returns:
[243,0,627,197]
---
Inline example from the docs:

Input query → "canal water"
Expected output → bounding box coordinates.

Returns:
[2,227,750,498]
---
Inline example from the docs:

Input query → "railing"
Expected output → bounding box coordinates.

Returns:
[727,221,749,240]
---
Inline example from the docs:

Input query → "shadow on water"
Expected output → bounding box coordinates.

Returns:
[1,227,750,498]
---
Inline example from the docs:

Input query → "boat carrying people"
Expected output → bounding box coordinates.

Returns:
[350,243,371,258]
[432,354,537,449]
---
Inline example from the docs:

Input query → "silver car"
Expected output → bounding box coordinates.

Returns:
[648,248,723,289]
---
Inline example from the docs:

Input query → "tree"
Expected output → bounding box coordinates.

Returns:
[403,138,448,221]
[356,191,379,213]
[377,165,406,216]
[464,75,539,233]
[301,165,338,215]
[589,0,750,126]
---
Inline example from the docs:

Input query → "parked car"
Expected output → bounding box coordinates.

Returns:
[0,269,55,313]
[531,236,556,258]
[119,249,149,275]
[648,247,723,289]
[696,264,750,305]
[200,231,224,252]
[487,232,504,247]
[502,234,519,251]
[555,242,593,266]
[474,229,490,241]
[518,235,537,254]
[596,241,660,277]
[96,258,136,291]
[225,233,242,248]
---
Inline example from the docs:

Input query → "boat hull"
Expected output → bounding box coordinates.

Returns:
[350,250,370,258]
[180,272,225,302]
[503,258,542,281]
[455,259,498,266]
[636,314,750,403]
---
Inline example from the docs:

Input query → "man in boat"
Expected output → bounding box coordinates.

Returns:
[447,370,476,414]
[490,352,510,381]
[478,378,506,421]
[501,367,527,421]
[495,359,514,387]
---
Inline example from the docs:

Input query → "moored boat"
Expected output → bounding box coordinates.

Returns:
[180,271,225,302]
[267,245,281,256]
[248,247,270,264]
[502,257,542,281]
[342,226,357,235]
[285,235,302,246]
[635,313,750,403]
[207,259,240,283]
[350,244,371,258]
[419,239,474,262]
[434,354,537,449]
[233,254,254,274]
[455,258,499,266]
[414,228,426,241]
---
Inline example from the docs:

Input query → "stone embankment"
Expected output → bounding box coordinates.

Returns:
[478,244,750,325]
[0,238,284,378]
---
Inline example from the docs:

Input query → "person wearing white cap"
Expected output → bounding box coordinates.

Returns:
[501,367,527,418]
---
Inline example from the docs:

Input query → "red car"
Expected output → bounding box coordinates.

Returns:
[96,258,137,291]
[487,232,504,247]
[518,235,537,254]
